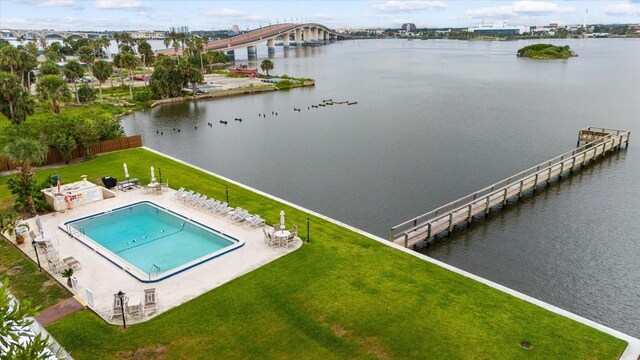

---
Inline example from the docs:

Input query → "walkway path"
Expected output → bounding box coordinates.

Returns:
[35,296,85,326]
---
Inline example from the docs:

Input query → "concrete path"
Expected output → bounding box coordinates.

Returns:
[35,296,85,326]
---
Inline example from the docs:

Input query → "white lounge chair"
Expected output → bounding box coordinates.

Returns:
[206,200,221,212]
[111,293,128,321]
[216,202,233,215]
[227,207,243,219]
[245,215,265,228]
[143,288,158,316]
[178,190,193,202]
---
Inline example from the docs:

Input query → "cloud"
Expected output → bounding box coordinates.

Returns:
[15,0,82,9]
[371,1,447,14]
[95,0,146,10]
[465,1,574,19]
[313,13,341,21]
[603,3,640,17]
[205,8,268,22]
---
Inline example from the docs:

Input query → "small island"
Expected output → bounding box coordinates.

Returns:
[517,44,577,59]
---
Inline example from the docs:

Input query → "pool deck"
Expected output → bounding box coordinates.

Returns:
[17,187,301,325]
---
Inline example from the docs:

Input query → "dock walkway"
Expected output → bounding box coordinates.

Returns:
[390,127,630,248]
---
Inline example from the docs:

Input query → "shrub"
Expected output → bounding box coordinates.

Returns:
[77,83,96,103]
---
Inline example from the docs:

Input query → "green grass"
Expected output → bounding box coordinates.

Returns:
[0,149,627,359]
[0,238,70,309]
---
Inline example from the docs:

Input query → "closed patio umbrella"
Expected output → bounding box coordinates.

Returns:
[150,166,156,184]
[280,210,285,230]
[123,163,129,180]
[35,215,43,236]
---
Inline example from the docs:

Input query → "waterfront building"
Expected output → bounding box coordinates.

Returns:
[468,23,529,36]
[129,30,165,39]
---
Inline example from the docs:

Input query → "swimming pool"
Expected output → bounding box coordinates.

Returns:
[63,201,243,282]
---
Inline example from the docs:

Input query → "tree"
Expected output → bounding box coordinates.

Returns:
[260,59,274,76]
[76,117,101,158]
[44,50,63,63]
[24,41,38,56]
[39,60,60,75]
[77,83,95,103]
[77,45,95,66]
[0,278,56,359]
[136,39,154,68]
[3,139,48,214]
[92,60,113,102]
[0,73,33,125]
[119,53,140,100]
[63,60,84,103]
[17,50,37,93]
[0,45,20,74]
[36,75,70,114]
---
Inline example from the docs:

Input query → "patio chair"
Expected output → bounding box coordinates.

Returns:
[245,215,265,228]
[232,210,250,223]
[228,207,243,219]
[153,183,162,195]
[283,232,297,249]
[207,200,221,213]
[216,203,233,215]
[290,224,298,236]
[143,288,158,316]
[63,256,81,270]
[47,259,68,274]
[178,190,193,202]
[273,223,283,232]
[111,293,128,321]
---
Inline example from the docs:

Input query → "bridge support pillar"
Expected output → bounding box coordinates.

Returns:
[247,46,257,61]
[317,29,323,44]
[294,29,302,46]
[312,28,318,44]
[303,28,311,46]
[267,39,275,54]
[226,50,235,62]
[283,33,290,50]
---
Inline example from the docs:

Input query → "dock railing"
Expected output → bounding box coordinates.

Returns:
[390,127,630,246]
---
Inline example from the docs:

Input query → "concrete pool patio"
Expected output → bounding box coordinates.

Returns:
[16,186,301,325]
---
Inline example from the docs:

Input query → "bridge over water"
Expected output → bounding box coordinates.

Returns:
[158,23,345,61]
[0,28,107,40]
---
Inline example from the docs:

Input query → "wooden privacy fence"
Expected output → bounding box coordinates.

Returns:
[0,135,142,172]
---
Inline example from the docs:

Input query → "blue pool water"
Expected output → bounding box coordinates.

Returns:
[65,202,240,280]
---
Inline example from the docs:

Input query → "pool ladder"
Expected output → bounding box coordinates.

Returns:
[149,264,161,281]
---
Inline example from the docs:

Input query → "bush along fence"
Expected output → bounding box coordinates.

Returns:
[0,135,142,172]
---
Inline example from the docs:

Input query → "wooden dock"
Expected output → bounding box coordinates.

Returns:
[390,127,630,248]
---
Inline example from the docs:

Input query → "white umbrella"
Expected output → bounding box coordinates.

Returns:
[150,166,156,184]
[123,163,129,179]
[280,210,285,230]
[35,215,43,236]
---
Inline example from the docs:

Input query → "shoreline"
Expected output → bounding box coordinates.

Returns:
[149,80,316,108]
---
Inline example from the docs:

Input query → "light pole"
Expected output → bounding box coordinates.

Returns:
[306,217,310,243]
[225,186,229,203]
[117,290,127,329]
[31,240,42,271]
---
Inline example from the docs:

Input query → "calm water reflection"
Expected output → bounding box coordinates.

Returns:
[122,39,640,337]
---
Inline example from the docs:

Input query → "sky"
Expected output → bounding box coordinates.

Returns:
[1,0,639,31]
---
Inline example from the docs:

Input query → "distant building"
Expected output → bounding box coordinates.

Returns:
[232,25,240,33]
[170,26,189,34]
[468,23,529,36]
[401,23,417,32]
[129,30,165,39]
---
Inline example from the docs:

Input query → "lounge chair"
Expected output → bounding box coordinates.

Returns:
[217,203,233,214]
[245,214,265,228]
[228,207,243,219]
[47,259,67,274]
[234,210,251,223]
[63,256,81,270]
[178,190,193,202]
[191,195,206,208]
[206,200,221,212]
[143,288,158,316]
[111,293,128,321]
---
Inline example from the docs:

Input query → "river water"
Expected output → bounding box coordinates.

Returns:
[121,39,640,337]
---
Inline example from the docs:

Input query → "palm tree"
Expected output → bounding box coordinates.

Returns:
[3,138,48,215]
[63,60,84,103]
[119,53,140,100]
[36,74,71,114]
[260,59,274,76]
[92,60,113,102]
[0,45,21,74]
[98,37,112,59]
[17,51,37,93]
[0,72,34,125]
[77,45,95,66]
[194,37,205,72]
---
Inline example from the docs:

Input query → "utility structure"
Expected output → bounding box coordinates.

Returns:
[390,127,630,248]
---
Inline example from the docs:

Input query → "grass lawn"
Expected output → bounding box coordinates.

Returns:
[0,239,71,309]
[0,148,627,359]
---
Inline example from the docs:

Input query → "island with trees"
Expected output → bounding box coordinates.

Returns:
[517,44,577,59]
